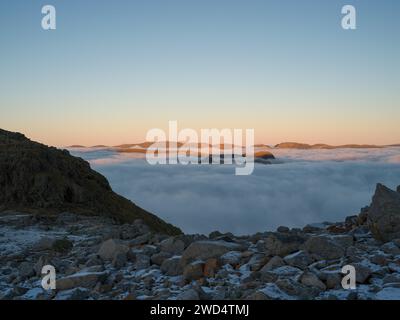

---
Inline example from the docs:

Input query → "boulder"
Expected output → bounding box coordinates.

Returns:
[55,288,90,300]
[18,262,34,279]
[376,286,400,300]
[260,256,285,272]
[150,252,172,266]
[381,242,400,255]
[367,183,400,242]
[133,253,151,270]
[299,272,326,291]
[176,288,200,300]
[160,256,183,276]
[160,237,185,255]
[246,253,269,271]
[303,236,345,260]
[203,258,219,277]
[353,262,373,284]
[97,239,128,261]
[220,251,242,266]
[264,232,308,257]
[183,261,204,282]
[112,252,127,269]
[253,283,293,300]
[56,271,107,290]
[180,240,244,266]
[283,251,313,269]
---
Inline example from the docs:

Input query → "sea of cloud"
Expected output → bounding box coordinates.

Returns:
[70,147,400,235]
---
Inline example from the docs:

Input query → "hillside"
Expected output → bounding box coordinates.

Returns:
[0,129,181,235]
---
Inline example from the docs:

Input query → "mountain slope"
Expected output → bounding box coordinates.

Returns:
[0,129,181,235]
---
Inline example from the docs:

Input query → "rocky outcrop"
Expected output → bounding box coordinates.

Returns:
[366,184,400,242]
[0,158,399,301]
[0,129,181,235]
[1,203,400,300]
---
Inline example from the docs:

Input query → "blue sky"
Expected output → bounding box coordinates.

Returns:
[0,0,399,146]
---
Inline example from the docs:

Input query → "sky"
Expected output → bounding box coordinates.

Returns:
[1,0,399,147]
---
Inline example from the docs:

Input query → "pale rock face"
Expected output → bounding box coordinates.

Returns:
[367,184,400,242]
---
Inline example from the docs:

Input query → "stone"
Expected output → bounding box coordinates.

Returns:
[150,252,172,266]
[376,287,400,300]
[133,253,151,270]
[264,232,308,257]
[369,253,388,266]
[246,254,269,271]
[55,288,90,300]
[129,233,152,246]
[160,237,185,255]
[209,231,223,239]
[268,265,303,278]
[56,271,107,290]
[119,223,149,240]
[97,239,128,261]
[180,240,244,266]
[353,262,373,284]
[283,250,313,269]
[276,278,319,299]
[52,238,73,253]
[18,262,34,279]
[277,226,290,233]
[324,272,342,289]
[112,252,127,268]
[259,256,285,272]
[203,258,219,277]
[303,236,345,260]
[220,251,242,266]
[33,256,51,276]
[160,256,183,276]
[86,255,103,267]
[303,223,329,233]
[253,283,293,300]
[392,239,400,247]
[381,242,400,255]
[383,273,400,285]
[330,235,354,248]
[176,288,200,300]
[20,288,52,300]
[33,237,56,251]
[300,272,326,291]
[183,261,204,282]
[367,183,400,242]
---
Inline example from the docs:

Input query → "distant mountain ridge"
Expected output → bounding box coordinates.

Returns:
[68,141,400,150]
[274,142,386,149]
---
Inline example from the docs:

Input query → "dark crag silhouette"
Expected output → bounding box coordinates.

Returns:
[0,129,181,235]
